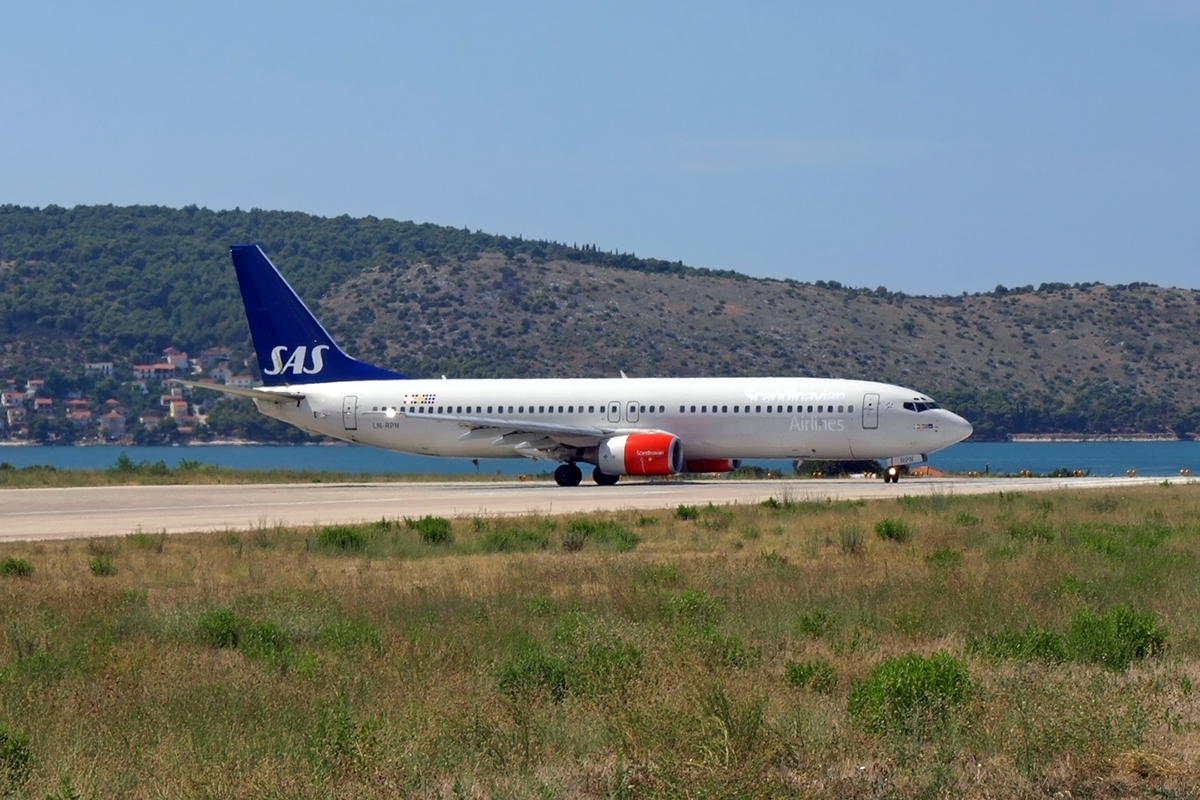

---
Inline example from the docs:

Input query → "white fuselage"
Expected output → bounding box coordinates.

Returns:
[252,376,973,464]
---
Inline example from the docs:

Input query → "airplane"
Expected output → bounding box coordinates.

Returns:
[180,245,973,486]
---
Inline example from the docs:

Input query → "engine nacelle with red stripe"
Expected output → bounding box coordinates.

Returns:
[593,433,683,476]
[684,459,742,473]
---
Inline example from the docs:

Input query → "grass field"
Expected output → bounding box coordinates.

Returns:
[1,484,1199,798]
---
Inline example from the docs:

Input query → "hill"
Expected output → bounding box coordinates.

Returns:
[2,204,1198,439]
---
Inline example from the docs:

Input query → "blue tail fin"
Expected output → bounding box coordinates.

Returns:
[231,245,409,385]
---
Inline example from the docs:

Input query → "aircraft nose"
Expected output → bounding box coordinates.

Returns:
[943,411,973,444]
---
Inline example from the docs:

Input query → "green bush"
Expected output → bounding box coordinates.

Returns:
[1067,605,1166,671]
[0,721,32,792]
[0,557,32,577]
[317,525,368,553]
[89,555,117,576]
[848,652,971,737]
[874,518,911,543]
[410,515,453,545]
[784,658,838,692]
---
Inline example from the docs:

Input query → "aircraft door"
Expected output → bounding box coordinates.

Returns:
[607,401,621,423]
[342,395,358,431]
[862,393,879,430]
[627,401,640,423]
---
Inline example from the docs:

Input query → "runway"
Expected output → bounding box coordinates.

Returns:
[1,475,1189,543]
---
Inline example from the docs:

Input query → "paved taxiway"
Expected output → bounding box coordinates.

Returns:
[1,476,1189,542]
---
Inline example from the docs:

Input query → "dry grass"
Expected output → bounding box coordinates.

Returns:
[1,484,1198,798]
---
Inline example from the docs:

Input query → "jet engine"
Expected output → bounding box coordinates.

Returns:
[684,459,742,473]
[589,433,683,476]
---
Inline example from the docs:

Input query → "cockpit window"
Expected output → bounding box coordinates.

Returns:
[903,401,942,413]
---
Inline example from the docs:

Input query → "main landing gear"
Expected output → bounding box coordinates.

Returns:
[593,467,620,486]
[554,463,583,487]
[553,463,620,486]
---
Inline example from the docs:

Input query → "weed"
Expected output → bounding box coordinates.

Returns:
[1048,573,1099,600]
[309,694,380,778]
[953,511,980,527]
[126,529,166,552]
[795,606,838,639]
[320,617,383,654]
[565,519,639,552]
[848,652,971,738]
[695,624,760,668]
[967,626,1068,663]
[698,503,734,531]
[195,607,242,649]
[698,684,766,765]
[839,525,864,555]
[0,557,32,577]
[875,518,912,543]
[44,776,80,800]
[1007,521,1055,542]
[783,658,838,692]
[316,525,368,553]
[674,504,700,520]
[756,549,787,567]
[410,515,453,545]
[636,514,658,527]
[640,563,683,587]
[88,555,117,576]
[561,528,587,552]
[1067,605,1166,671]
[480,522,553,553]
[496,639,569,702]
[925,547,962,570]
[663,588,722,629]
[0,721,32,792]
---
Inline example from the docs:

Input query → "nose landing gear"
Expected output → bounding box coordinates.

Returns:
[884,466,901,484]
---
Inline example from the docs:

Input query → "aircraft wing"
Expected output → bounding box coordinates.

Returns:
[174,379,306,404]
[398,410,611,450]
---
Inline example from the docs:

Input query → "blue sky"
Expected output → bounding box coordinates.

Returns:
[2,1,1197,295]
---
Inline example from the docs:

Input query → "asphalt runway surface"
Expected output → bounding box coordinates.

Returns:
[1,475,1190,543]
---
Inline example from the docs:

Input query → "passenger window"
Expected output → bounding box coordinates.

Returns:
[519,406,524,413]
[487,406,493,413]
[838,405,843,413]
[702,406,707,412]
[640,405,646,413]
[722,405,728,413]
[588,406,594,413]
[848,405,854,412]
[818,405,823,413]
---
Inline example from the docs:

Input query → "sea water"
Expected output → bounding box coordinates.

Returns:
[1,441,1197,477]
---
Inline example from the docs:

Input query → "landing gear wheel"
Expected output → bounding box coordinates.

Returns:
[592,467,620,486]
[885,467,900,484]
[554,463,583,487]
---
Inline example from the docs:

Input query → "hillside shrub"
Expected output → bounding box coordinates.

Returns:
[874,518,911,542]
[795,606,838,638]
[848,652,971,737]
